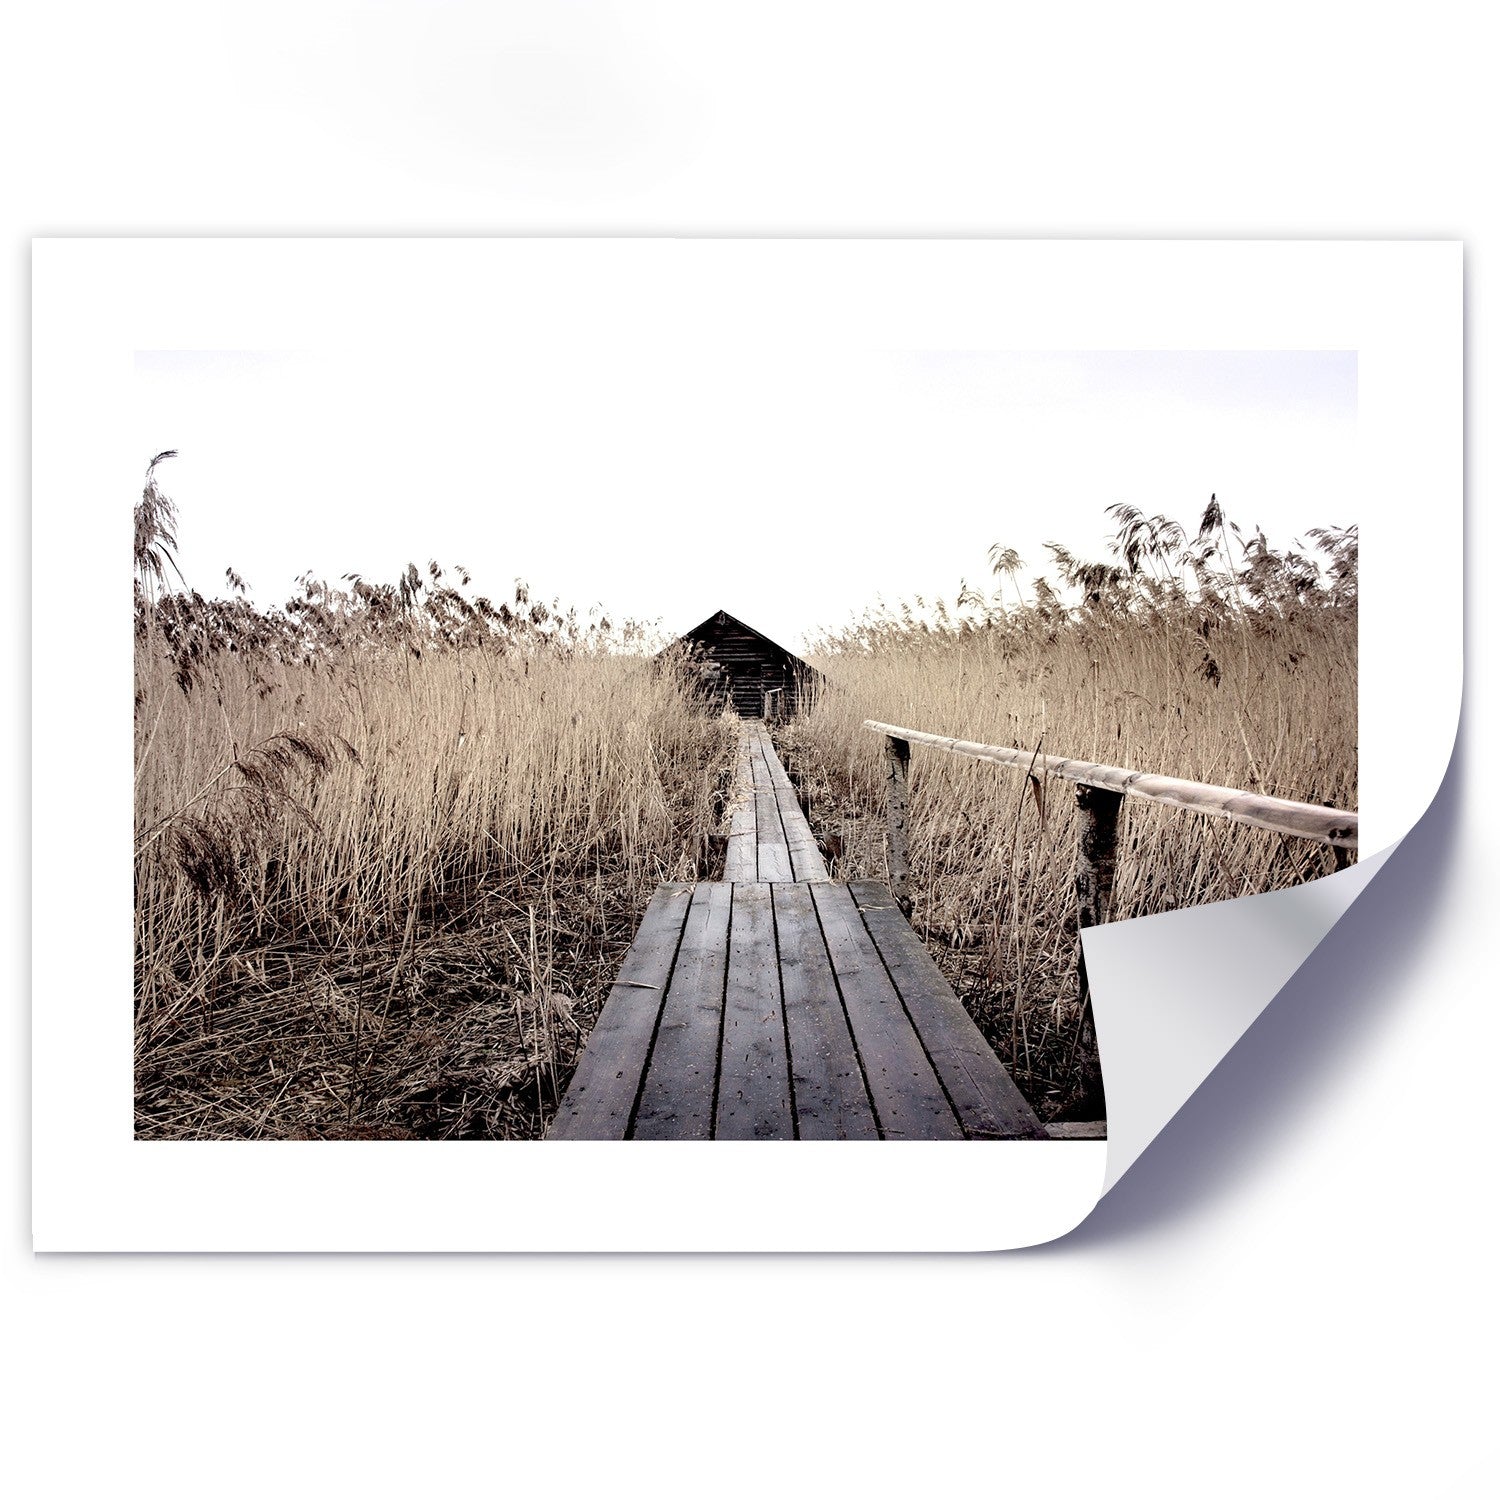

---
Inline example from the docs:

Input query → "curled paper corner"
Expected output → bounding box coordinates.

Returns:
[1085,646,1463,1208]
[1087,852,1389,1195]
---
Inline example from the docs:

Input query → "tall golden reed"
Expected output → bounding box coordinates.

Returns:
[780,512,1357,1117]
[135,623,734,1139]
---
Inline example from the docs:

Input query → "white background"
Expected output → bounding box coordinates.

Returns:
[5,3,1492,1497]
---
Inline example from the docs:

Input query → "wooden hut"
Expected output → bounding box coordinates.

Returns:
[664,609,822,719]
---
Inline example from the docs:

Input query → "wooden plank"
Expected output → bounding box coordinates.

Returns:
[1046,1121,1107,1139]
[548,883,693,1139]
[723,834,758,882]
[759,738,830,882]
[773,884,878,1139]
[850,880,1047,1140]
[752,737,795,881]
[776,790,827,881]
[715,883,794,1139]
[632,883,733,1139]
[723,727,759,881]
[750,725,814,883]
[756,835,794,883]
[809,882,962,1141]
[727,722,826,883]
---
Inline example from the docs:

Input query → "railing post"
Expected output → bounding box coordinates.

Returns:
[1075,783,1122,934]
[1072,783,1122,1113]
[885,734,913,917]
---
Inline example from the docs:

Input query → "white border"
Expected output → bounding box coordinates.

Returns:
[32,240,1459,1249]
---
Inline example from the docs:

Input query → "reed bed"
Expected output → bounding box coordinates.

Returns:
[778,501,1357,1120]
[136,645,733,1139]
[135,461,735,1139]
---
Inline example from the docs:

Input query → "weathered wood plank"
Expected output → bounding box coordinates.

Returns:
[755,836,795,883]
[715,883,794,1139]
[773,883,878,1140]
[759,737,830,882]
[632,882,733,1140]
[1045,1121,1107,1139]
[726,722,828,883]
[777,796,828,881]
[752,774,794,879]
[748,730,795,882]
[850,880,1047,1140]
[723,728,759,881]
[810,882,962,1141]
[751,725,828,882]
[723,835,758,882]
[548,883,693,1140]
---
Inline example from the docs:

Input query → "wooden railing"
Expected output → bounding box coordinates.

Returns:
[863,719,1358,1071]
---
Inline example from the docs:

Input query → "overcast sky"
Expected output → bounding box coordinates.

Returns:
[135,347,1356,654]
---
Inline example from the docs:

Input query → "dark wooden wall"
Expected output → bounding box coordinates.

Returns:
[682,614,808,717]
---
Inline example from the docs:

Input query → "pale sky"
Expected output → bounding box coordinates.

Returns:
[134,347,1356,654]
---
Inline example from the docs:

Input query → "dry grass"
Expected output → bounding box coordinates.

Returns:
[778,502,1357,1121]
[135,510,735,1139]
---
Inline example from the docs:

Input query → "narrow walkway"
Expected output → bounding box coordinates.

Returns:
[724,721,828,882]
[549,723,1045,1140]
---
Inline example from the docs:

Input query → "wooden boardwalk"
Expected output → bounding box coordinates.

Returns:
[724,721,829,883]
[549,723,1045,1141]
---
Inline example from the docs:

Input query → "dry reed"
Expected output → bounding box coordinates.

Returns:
[779,500,1357,1120]
[134,459,735,1139]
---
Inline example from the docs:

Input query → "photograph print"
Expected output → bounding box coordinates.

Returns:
[133,300,1357,1145]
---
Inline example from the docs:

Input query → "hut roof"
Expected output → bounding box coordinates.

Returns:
[659,609,825,717]
[664,608,815,670]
